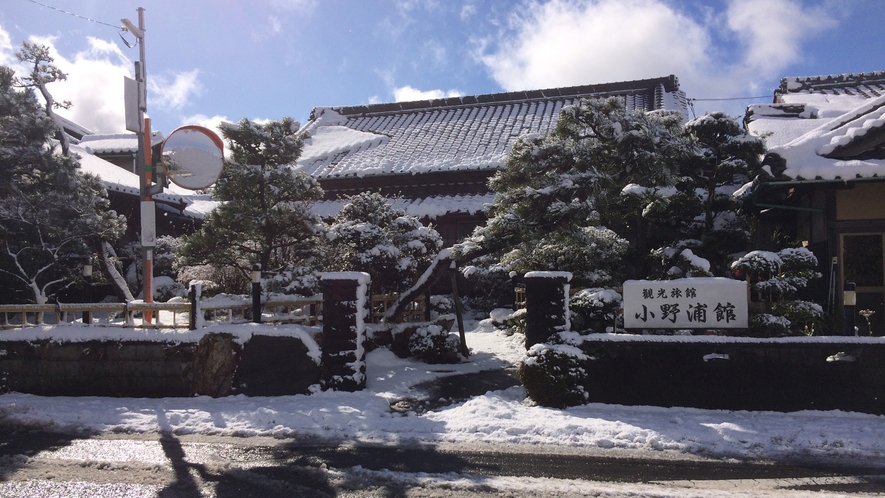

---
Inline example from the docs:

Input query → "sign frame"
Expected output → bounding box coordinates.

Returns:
[623,278,749,329]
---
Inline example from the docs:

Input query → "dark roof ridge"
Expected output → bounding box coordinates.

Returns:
[779,70,885,94]
[313,75,680,119]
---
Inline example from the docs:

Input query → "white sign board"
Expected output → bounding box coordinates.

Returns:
[623,278,748,329]
[140,201,156,247]
[124,76,140,133]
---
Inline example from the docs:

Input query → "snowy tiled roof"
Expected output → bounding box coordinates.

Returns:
[746,71,885,181]
[57,114,93,141]
[312,193,495,220]
[72,144,193,208]
[296,76,689,180]
[79,131,165,155]
[779,71,885,98]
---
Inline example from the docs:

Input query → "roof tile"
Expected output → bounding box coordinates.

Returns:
[299,76,687,180]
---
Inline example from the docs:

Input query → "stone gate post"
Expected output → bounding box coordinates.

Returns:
[524,271,572,349]
[320,272,371,391]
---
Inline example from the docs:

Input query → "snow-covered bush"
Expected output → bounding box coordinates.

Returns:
[263,264,321,296]
[327,192,442,294]
[749,313,791,337]
[459,255,515,311]
[569,288,622,333]
[732,246,825,336]
[519,337,590,408]
[429,295,454,319]
[175,264,239,297]
[152,275,183,302]
[122,236,187,300]
[500,226,629,288]
[407,324,462,364]
[652,240,713,279]
[731,250,782,283]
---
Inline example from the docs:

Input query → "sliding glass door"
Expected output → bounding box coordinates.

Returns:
[842,233,885,336]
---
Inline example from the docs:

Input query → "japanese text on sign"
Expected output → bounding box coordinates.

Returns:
[623,278,748,329]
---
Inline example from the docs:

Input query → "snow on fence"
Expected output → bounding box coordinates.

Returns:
[0,296,323,330]
[370,293,426,323]
[0,292,430,330]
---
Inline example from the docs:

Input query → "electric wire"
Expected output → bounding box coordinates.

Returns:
[23,0,122,30]
[690,96,770,102]
[687,95,771,119]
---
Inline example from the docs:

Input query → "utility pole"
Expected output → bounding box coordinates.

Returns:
[123,7,161,322]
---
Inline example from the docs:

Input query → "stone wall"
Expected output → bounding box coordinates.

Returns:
[573,338,885,415]
[0,332,321,398]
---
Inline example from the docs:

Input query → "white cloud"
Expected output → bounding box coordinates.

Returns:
[269,16,283,36]
[0,25,14,67]
[474,0,841,111]
[149,69,203,111]
[726,0,838,80]
[181,113,230,137]
[271,0,318,12]
[421,40,448,68]
[1,25,205,134]
[476,0,711,92]
[461,3,478,21]
[393,85,463,102]
[24,35,132,134]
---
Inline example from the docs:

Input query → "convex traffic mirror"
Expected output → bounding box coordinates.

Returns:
[160,125,224,190]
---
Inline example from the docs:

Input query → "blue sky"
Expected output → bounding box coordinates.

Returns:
[2,0,884,136]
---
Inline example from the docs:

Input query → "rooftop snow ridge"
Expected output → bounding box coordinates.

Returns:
[311,75,682,119]
[780,70,885,95]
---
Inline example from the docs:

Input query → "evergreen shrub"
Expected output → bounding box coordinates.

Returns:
[519,339,590,408]
[407,324,462,364]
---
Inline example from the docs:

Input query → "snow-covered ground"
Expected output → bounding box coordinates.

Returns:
[1,313,884,471]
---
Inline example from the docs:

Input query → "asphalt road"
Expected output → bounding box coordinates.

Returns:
[1,427,883,497]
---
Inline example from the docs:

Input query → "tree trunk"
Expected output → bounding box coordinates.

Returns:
[99,241,135,302]
[450,266,469,358]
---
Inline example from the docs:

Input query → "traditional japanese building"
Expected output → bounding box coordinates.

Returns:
[742,70,885,334]
[297,75,690,245]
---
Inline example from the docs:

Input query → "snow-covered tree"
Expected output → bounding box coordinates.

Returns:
[176,117,325,295]
[475,98,692,286]
[15,42,72,155]
[677,112,765,274]
[731,247,824,336]
[0,61,125,304]
[326,192,442,294]
[384,98,692,319]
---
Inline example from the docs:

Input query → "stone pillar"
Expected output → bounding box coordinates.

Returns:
[320,272,371,391]
[524,271,572,349]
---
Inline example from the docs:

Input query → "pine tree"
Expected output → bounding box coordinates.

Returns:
[732,247,824,336]
[384,98,694,319]
[678,112,765,274]
[478,97,692,287]
[0,61,125,304]
[176,117,325,295]
[326,192,442,294]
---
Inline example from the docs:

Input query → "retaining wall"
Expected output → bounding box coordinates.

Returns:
[0,332,321,398]
[573,337,885,414]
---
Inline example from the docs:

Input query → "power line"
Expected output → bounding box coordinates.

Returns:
[24,0,121,30]
[690,96,770,102]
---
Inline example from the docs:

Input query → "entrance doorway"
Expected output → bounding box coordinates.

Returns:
[842,233,885,336]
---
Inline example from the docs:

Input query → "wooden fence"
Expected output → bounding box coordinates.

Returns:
[1,292,427,330]
[0,296,323,330]
[370,293,427,323]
